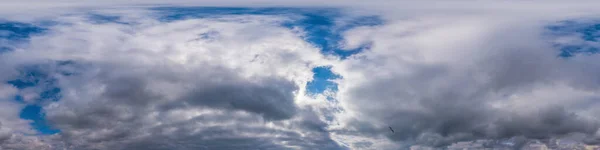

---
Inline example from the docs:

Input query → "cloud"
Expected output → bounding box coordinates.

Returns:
[0,84,50,149]
[2,1,600,150]
[328,9,600,149]
[0,10,345,149]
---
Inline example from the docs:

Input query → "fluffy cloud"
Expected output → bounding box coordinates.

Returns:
[329,11,600,149]
[0,84,50,149]
[2,1,600,150]
[0,11,344,149]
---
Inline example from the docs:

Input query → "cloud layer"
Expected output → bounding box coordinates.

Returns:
[1,1,600,150]
[0,11,343,149]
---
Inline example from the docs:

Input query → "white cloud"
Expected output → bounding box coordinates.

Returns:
[328,6,600,149]
[2,1,600,149]
[0,10,344,149]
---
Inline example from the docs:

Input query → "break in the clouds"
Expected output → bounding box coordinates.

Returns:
[2,1,600,150]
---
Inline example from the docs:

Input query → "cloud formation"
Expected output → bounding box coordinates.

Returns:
[330,10,600,149]
[0,11,343,149]
[1,1,600,150]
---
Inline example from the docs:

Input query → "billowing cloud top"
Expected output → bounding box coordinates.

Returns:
[1,1,600,150]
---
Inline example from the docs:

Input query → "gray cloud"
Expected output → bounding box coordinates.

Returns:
[332,16,600,148]
[3,1,600,150]
[171,77,298,120]
[0,10,342,149]
[39,55,336,149]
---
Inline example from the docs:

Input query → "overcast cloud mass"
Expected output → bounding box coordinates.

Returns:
[1,0,600,150]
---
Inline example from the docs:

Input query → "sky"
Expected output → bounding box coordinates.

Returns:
[1,0,600,150]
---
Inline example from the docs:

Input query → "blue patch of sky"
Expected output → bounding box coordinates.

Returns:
[152,7,383,97]
[547,20,600,57]
[152,7,383,58]
[0,18,82,135]
[20,105,60,134]
[306,66,341,95]
[7,64,63,102]
[0,14,116,135]
[7,63,65,135]
[290,14,383,59]
[0,21,46,52]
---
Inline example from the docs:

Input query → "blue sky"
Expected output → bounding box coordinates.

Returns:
[0,21,46,52]
[7,63,62,134]
[547,21,600,57]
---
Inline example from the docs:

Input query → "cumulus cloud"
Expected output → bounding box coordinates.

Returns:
[2,1,600,150]
[0,10,344,149]
[0,84,50,149]
[329,9,600,149]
